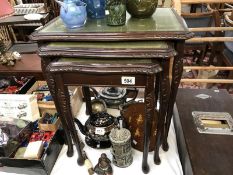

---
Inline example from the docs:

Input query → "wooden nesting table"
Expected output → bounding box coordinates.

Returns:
[30,8,192,173]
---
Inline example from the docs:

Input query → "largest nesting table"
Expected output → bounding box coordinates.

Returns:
[30,8,193,174]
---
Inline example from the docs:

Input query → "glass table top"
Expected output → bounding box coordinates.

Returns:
[31,8,192,42]
[39,8,185,34]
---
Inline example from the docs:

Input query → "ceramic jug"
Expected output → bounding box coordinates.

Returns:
[56,0,87,28]
[83,0,105,19]
[126,0,158,18]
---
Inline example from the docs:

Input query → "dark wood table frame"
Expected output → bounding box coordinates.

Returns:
[30,7,193,174]
[39,43,176,173]
[46,60,162,173]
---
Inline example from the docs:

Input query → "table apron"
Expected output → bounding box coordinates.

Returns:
[59,73,149,87]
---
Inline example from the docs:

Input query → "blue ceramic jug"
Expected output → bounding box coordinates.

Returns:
[56,0,87,29]
[83,0,105,19]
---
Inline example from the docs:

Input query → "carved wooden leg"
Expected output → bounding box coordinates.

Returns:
[142,74,155,174]
[55,74,85,166]
[162,41,184,151]
[42,59,74,157]
[154,74,160,109]
[82,86,92,116]
[154,59,170,164]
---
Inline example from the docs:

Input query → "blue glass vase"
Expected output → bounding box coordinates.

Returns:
[83,0,105,19]
[56,0,87,29]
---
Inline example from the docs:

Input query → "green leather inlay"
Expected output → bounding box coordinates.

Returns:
[40,8,185,33]
[58,58,154,64]
[48,41,168,49]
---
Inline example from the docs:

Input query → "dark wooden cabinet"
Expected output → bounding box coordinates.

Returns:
[174,88,233,175]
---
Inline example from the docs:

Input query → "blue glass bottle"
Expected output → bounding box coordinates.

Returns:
[83,0,105,19]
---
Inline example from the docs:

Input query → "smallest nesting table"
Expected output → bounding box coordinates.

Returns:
[46,58,161,173]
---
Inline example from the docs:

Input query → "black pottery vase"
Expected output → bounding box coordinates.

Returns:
[126,0,158,18]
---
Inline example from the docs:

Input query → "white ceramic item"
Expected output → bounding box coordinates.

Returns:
[24,13,43,20]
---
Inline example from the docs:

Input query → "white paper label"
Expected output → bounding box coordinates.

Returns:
[121,76,135,85]
[95,127,105,135]
[133,140,137,145]
[105,10,109,15]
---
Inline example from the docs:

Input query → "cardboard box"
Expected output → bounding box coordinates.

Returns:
[0,130,64,175]
[23,141,44,159]
[27,81,54,107]
[0,94,40,122]
[39,110,61,132]
[27,81,83,117]
[70,86,83,117]
[39,117,60,132]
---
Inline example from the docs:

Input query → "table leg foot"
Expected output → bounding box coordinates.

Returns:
[66,147,74,157]
[142,164,150,174]
[154,156,161,165]
[77,157,85,166]
[162,141,169,151]
[154,131,161,165]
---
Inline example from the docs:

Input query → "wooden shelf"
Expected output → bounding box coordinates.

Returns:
[0,53,44,80]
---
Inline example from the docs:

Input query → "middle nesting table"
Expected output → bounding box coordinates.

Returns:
[42,41,176,174]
